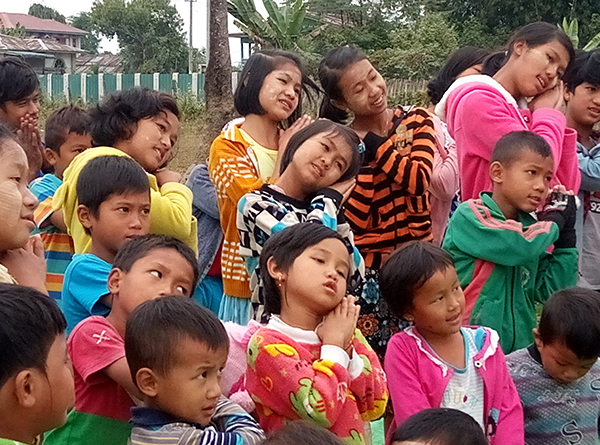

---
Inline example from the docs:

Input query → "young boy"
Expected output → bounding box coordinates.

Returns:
[563,49,600,291]
[506,287,600,445]
[53,88,197,255]
[61,155,151,332]
[443,131,578,353]
[126,296,265,445]
[0,283,75,445]
[0,58,43,180]
[29,105,92,303]
[45,235,199,445]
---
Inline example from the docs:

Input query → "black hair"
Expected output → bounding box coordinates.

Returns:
[0,283,66,388]
[76,155,150,219]
[538,287,600,360]
[563,49,600,93]
[390,408,488,445]
[125,295,228,383]
[45,105,91,153]
[90,87,179,147]
[0,58,39,107]
[490,131,553,167]
[480,49,508,77]
[260,223,348,315]
[427,47,490,105]
[379,241,455,319]
[113,234,199,290]
[318,46,368,123]
[262,421,345,445]
[279,119,363,181]
[234,50,319,128]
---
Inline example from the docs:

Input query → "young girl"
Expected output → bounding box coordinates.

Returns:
[0,122,46,291]
[237,120,364,316]
[318,46,436,359]
[245,223,387,445]
[379,241,523,445]
[209,49,317,324]
[53,88,198,254]
[435,21,580,201]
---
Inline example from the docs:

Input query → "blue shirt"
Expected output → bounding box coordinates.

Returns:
[62,253,111,334]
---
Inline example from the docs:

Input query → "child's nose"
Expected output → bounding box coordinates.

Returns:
[23,188,38,209]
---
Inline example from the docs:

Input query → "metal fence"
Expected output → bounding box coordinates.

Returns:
[37,73,208,103]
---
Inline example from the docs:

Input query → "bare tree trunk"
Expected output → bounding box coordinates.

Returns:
[205,0,235,140]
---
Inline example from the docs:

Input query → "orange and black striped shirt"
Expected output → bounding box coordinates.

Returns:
[345,106,436,269]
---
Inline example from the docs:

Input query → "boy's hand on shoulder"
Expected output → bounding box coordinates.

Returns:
[0,235,47,294]
[155,168,182,186]
[317,296,360,351]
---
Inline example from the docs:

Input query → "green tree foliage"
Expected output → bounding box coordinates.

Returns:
[0,20,26,38]
[91,0,188,73]
[69,12,100,53]
[370,12,458,79]
[28,4,66,23]
[559,17,600,51]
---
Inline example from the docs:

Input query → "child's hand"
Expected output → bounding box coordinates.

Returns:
[154,168,182,186]
[16,114,43,180]
[317,296,360,351]
[529,80,566,112]
[330,178,356,204]
[0,235,47,294]
[278,115,313,153]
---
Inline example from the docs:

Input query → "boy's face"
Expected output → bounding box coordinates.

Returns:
[45,133,92,180]
[491,149,553,217]
[150,337,228,426]
[535,331,598,384]
[115,111,180,173]
[0,91,40,131]
[565,82,600,129]
[79,191,151,260]
[107,248,196,316]
[0,139,38,251]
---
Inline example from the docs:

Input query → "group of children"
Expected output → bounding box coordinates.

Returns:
[1,18,600,445]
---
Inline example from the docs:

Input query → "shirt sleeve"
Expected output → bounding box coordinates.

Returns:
[64,256,111,314]
[200,397,265,445]
[69,318,125,382]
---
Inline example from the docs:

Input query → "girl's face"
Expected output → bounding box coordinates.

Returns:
[115,110,180,173]
[336,59,387,117]
[511,40,570,98]
[0,139,38,251]
[404,267,465,339]
[278,238,350,317]
[258,62,302,123]
[290,131,354,192]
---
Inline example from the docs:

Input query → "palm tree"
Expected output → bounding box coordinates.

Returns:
[559,18,600,51]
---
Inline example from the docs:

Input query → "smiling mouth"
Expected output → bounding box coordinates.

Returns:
[279,99,293,111]
[311,163,323,177]
[372,95,385,107]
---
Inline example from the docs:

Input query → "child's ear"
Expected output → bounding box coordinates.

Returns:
[44,147,59,166]
[533,328,542,348]
[107,268,123,294]
[512,40,527,57]
[77,205,93,229]
[266,256,285,281]
[13,369,39,409]
[564,88,573,103]
[135,368,159,398]
[489,161,504,185]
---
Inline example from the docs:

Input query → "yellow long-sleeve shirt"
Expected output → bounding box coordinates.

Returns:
[53,147,198,255]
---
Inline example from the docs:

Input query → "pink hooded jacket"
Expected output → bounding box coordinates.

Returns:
[385,325,524,445]
[435,75,580,201]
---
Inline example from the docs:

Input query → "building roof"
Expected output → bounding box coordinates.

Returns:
[0,33,82,54]
[0,12,88,35]
[75,53,123,74]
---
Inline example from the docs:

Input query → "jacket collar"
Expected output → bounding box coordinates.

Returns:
[265,315,320,345]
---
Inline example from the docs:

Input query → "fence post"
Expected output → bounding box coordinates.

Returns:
[134,73,141,87]
[46,74,52,99]
[63,73,69,101]
[81,74,86,103]
[98,73,104,101]
[172,72,178,95]
[153,73,159,90]
[116,73,122,91]
[191,73,198,97]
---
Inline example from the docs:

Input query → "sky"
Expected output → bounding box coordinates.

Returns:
[1,0,251,62]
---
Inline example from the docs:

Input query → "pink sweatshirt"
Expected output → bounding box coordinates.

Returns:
[436,75,580,201]
[384,326,524,445]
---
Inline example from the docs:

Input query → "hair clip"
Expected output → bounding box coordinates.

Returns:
[358,142,366,154]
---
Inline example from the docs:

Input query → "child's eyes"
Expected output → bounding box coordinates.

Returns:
[312,256,325,264]
[142,208,151,216]
[118,207,130,213]
[197,371,209,380]
[176,285,187,294]
[150,270,162,278]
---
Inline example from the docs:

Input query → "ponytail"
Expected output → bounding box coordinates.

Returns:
[481,49,508,76]
[319,96,349,123]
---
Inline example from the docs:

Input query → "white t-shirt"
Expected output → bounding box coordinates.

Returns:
[439,328,485,428]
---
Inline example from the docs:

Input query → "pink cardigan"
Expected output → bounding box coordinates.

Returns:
[438,75,580,201]
[384,326,524,445]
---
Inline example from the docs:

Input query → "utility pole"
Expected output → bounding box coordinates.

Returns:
[185,0,197,73]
